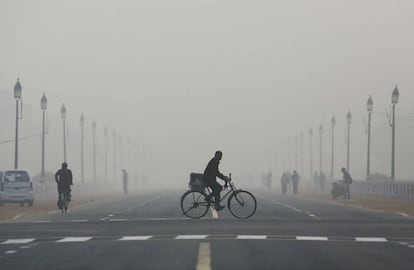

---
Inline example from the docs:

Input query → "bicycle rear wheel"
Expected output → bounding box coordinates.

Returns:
[228,190,257,219]
[180,190,210,219]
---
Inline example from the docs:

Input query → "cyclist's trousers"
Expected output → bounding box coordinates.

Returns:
[207,180,222,205]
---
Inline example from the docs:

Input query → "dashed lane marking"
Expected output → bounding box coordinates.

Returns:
[56,237,92,243]
[175,235,209,240]
[196,242,211,270]
[119,236,153,241]
[109,219,129,222]
[355,237,388,242]
[296,236,328,241]
[71,220,88,222]
[4,250,17,255]
[2,238,35,244]
[32,220,51,223]
[236,235,267,240]
[211,208,219,219]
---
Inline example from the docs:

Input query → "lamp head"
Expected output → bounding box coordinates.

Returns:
[392,85,399,104]
[346,110,352,124]
[80,114,85,126]
[40,92,47,110]
[331,116,336,128]
[367,95,373,112]
[14,78,22,99]
[61,104,67,120]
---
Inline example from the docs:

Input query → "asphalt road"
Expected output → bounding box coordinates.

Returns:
[1,188,414,270]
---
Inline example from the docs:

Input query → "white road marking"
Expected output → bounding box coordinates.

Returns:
[48,210,60,214]
[126,194,167,212]
[211,208,219,219]
[11,213,25,220]
[20,246,32,249]
[119,236,153,241]
[2,238,35,244]
[355,237,387,242]
[4,250,17,254]
[236,235,267,240]
[71,220,88,222]
[408,245,414,248]
[109,219,128,222]
[56,237,92,243]
[196,242,211,270]
[175,235,209,240]
[33,220,51,223]
[397,212,414,218]
[296,236,328,241]
[267,199,303,212]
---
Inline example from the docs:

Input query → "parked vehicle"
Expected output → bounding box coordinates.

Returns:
[0,170,34,206]
[331,180,347,199]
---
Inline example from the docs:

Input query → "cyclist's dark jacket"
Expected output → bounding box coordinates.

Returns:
[55,169,73,189]
[203,157,226,184]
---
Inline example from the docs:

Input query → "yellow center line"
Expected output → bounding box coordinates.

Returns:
[211,207,219,219]
[196,242,211,270]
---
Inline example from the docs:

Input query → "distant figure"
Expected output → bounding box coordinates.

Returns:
[55,162,73,208]
[320,171,326,191]
[280,173,288,195]
[203,151,229,211]
[266,170,272,190]
[122,169,129,195]
[313,171,319,190]
[291,170,300,195]
[286,171,292,192]
[341,168,353,199]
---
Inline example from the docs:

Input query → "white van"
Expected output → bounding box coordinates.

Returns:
[0,170,34,206]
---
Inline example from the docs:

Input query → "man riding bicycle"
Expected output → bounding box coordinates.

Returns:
[203,151,230,211]
[55,162,73,208]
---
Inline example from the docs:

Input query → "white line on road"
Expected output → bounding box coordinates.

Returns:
[4,250,17,255]
[32,220,51,223]
[119,236,153,241]
[355,237,388,242]
[56,237,92,243]
[296,236,328,241]
[196,242,211,270]
[267,199,303,212]
[175,235,209,240]
[2,238,35,245]
[397,212,414,218]
[236,235,267,240]
[109,219,129,222]
[71,220,88,222]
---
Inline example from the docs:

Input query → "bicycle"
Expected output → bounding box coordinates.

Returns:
[58,191,70,214]
[180,174,257,219]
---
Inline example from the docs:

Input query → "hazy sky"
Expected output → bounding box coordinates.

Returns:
[1,0,414,183]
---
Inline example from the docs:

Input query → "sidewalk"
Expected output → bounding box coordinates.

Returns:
[300,191,414,217]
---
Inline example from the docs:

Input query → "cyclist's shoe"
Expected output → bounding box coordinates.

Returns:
[215,205,225,211]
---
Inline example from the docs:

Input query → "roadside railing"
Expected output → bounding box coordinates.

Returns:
[351,180,414,199]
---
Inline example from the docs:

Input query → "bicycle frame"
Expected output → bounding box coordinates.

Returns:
[205,181,237,204]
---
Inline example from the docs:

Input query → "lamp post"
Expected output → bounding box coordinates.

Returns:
[80,114,85,182]
[300,132,304,176]
[104,127,108,182]
[92,120,97,181]
[309,128,313,180]
[13,79,22,169]
[366,96,373,179]
[319,124,323,174]
[61,104,67,162]
[346,110,352,172]
[330,116,336,180]
[112,129,116,182]
[40,93,47,177]
[391,85,399,181]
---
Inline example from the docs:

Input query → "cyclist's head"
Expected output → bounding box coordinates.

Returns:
[215,151,223,160]
[62,162,68,169]
[341,167,346,173]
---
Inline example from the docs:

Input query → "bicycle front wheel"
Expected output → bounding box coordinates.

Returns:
[180,190,210,219]
[228,190,257,219]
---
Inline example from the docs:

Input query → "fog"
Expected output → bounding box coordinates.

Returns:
[1,0,414,188]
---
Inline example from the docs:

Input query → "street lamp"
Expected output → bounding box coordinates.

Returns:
[61,104,67,162]
[300,132,304,176]
[112,129,116,182]
[80,114,85,182]
[104,127,108,182]
[92,120,97,181]
[319,124,323,175]
[391,85,399,181]
[309,127,313,180]
[366,95,373,179]
[330,116,336,180]
[346,110,352,172]
[40,93,47,177]
[13,79,22,169]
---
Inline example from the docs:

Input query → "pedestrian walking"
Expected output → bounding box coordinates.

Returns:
[122,169,129,195]
[313,171,319,190]
[280,172,288,195]
[291,170,300,195]
[320,170,326,191]
[341,168,352,199]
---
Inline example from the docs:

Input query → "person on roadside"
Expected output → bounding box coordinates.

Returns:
[291,170,300,195]
[54,162,73,208]
[341,168,353,199]
[122,169,129,195]
[320,170,326,191]
[280,172,288,195]
[203,151,230,211]
[313,171,320,190]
